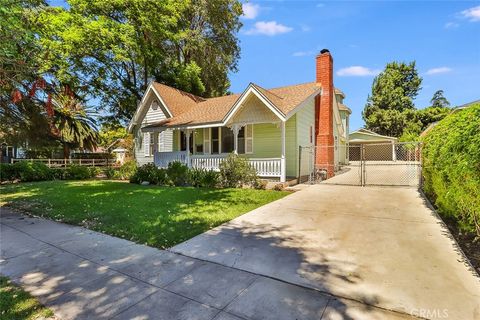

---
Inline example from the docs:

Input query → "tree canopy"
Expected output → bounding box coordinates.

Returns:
[362,61,423,137]
[31,0,243,123]
[430,90,450,108]
[1,0,243,156]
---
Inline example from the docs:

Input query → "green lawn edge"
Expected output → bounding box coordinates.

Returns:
[0,180,289,248]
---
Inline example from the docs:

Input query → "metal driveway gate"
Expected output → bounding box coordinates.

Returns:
[299,142,422,187]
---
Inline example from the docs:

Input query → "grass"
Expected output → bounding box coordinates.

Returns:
[0,276,54,320]
[0,180,289,248]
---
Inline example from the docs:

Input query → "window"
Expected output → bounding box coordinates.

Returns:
[144,132,154,156]
[221,127,234,153]
[237,127,245,154]
[309,126,313,144]
[180,131,193,153]
[211,127,220,154]
[149,133,155,155]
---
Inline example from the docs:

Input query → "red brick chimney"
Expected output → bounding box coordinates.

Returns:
[315,49,335,178]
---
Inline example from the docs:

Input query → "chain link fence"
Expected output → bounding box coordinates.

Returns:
[299,142,422,187]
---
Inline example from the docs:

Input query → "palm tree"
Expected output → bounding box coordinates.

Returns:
[50,95,99,159]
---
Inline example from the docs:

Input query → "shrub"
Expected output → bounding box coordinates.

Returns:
[188,168,219,188]
[116,160,137,180]
[130,163,159,184]
[51,168,66,180]
[12,162,52,182]
[64,164,95,180]
[167,161,189,186]
[104,167,116,179]
[219,153,258,188]
[0,163,17,181]
[422,104,480,236]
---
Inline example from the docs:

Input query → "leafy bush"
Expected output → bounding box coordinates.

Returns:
[167,161,189,186]
[104,167,116,179]
[422,104,480,236]
[0,163,17,181]
[219,153,257,188]
[64,164,95,180]
[188,168,219,188]
[11,162,52,182]
[130,163,159,184]
[116,160,137,180]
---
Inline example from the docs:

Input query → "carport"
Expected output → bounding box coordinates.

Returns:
[348,128,397,161]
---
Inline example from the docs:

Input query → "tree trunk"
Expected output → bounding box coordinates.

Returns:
[63,143,70,159]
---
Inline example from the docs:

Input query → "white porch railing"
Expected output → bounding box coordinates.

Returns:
[154,151,188,168]
[191,155,225,171]
[154,152,282,177]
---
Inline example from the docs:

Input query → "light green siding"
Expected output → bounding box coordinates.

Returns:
[249,116,297,177]
[173,130,180,150]
[296,101,315,176]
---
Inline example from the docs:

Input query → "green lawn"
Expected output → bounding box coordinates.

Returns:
[0,180,288,248]
[0,276,54,320]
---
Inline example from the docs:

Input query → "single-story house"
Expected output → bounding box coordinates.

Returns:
[348,129,397,161]
[128,49,350,182]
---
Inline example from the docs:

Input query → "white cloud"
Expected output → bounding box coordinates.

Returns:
[461,5,480,22]
[245,21,293,36]
[337,66,380,77]
[292,50,315,57]
[444,22,459,29]
[425,67,452,75]
[242,3,260,19]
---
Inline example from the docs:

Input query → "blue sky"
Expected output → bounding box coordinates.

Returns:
[232,1,480,130]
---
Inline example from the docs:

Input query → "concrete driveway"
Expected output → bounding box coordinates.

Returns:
[172,184,480,319]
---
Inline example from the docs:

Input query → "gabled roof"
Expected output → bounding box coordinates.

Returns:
[129,81,323,131]
[349,128,397,141]
[338,103,351,114]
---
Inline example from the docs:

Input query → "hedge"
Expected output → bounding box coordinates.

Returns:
[422,103,480,236]
[0,162,98,182]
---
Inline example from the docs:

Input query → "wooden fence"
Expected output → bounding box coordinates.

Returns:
[10,158,116,168]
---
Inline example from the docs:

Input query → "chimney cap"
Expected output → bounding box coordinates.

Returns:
[320,49,330,54]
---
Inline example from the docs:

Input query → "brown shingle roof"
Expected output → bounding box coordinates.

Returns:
[152,82,204,116]
[148,81,321,127]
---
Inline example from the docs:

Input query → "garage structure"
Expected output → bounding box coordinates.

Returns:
[348,128,397,161]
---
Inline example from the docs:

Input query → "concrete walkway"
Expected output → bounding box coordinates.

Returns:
[1,207,412,320]
[172,184,480,319]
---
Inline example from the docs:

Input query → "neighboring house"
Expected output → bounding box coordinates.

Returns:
[128,49,350,182]
[348,129,397,161]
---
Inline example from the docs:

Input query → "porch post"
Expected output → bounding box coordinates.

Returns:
[232,124,239,154]
[280,121,286,183]
[185,129,191,167]
[391,141,396,161]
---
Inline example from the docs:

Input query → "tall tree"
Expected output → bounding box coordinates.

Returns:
[363,61,422,137]
[50,95,99,158]
[31,0,243,123]
[430,90,450,108]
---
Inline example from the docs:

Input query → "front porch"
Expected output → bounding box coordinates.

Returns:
[154,151,283,178]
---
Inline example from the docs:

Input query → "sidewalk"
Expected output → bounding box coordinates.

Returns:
[0,208,412,320]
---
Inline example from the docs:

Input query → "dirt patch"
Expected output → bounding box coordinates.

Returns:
[442,217,480,276]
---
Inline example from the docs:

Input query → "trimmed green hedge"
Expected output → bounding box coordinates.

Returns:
[422,103,480,236]
[0,162,98,182]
